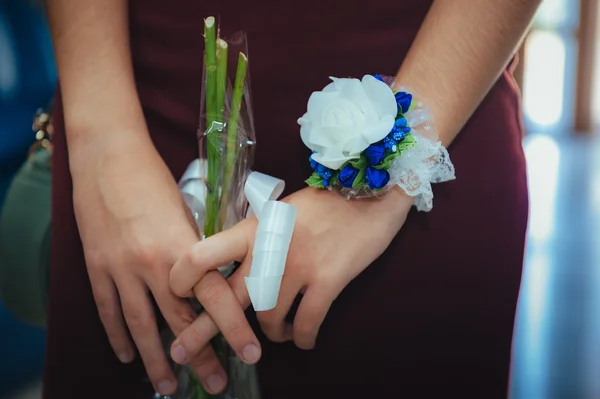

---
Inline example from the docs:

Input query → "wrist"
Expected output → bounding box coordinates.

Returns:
[383,185,414,216]
[68,126,160,186]
[70,133,180,223]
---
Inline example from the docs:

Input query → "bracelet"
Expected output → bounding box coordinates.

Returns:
[298,74,455,211]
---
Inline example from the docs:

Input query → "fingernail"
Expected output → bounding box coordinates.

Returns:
[242,344,261,364]
[157,380,175,395]
[206,374,226,393]
[171,345,187,364]
[118,351,133,363]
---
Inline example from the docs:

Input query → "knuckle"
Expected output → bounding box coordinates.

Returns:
[187,328,208,351]
[180,323,211,357]
[174,308,196,327]
[130,240,164,269]
[190,351,222,380]
[123,308,153,330]
[186,245,206,269]
[187,323,206,346]
[96,298,117,323]
[85,251,108,272]
[105,328,127,350]
[197,279,224,307]
[169,270,188,297]
[223,321,248,344]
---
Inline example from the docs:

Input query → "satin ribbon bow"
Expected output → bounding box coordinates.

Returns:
[179,160,297,311]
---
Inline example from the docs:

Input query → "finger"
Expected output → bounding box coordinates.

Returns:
[171,262,251,365]
[292,285,335,350]
[148,277,196,336]
[119,278,177,395]
[170,218,256,297]
[257,273,305,343]
[89,272,135,363]
[193,269,260,364]
[189,345,228,394]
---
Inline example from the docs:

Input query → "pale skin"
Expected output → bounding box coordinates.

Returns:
[47,0,541,395]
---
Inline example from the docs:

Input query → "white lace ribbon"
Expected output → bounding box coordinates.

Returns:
[389,87,456,211]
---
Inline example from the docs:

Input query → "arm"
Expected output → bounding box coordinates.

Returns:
[168,0,541,361]
[47,1,259,395]
[47,0,148,146]
[395,0,541,146]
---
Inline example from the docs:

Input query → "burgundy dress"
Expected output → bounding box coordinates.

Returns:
[44,1,529,398]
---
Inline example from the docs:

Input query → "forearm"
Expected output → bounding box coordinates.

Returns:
[47,0,152,168]
[395,0,541,146]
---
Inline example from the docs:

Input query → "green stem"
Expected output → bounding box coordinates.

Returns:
[216,39,228,123]
[204,17,217,125]
[203,16,219,238]
[218,52,248,228]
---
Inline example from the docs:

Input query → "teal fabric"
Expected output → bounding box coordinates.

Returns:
[0,149,51,329]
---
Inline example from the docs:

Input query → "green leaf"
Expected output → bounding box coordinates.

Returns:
[349,155,367,169]
[305,172,325,188]
[330,171,339,186]
[383,150,401,164]
[397,133,418,154]
[352,168,366,188]
[373,160,392,170]
[373,134,418,170]
[408,100,417,112]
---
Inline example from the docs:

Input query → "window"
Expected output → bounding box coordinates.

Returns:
[522,0,580,134]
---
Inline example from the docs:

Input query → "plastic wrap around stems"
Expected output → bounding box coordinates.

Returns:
[156,28,261,399]
[200,31,255,238]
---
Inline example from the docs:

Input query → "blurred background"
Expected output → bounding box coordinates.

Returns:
[0,0,54,398]
[0,0,599,398]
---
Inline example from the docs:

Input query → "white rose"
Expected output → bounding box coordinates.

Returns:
[298,75,397,170]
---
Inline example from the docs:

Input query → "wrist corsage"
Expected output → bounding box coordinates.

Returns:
[298,74,455,211]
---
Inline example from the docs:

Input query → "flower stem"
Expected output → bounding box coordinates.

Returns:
[204,17,217,125]
[216,39,228,123]
[203,16,219,238]
[218,52,248,228]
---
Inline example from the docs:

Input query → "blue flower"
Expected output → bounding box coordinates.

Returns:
[364,142,386,165]
[373,74,385,82]
[390,118,411,142]
[309,156,332,180]
[395,92,412,114]
[391,129,407,142]
[366,167,390,190]
[383,136,397,151]
[339,164,359,188]
[395,117,407,129]
[309,156,318,170]
[315,163,332,180]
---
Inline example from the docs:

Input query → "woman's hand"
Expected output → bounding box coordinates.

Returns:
[70,134,260,396]
[169,186,413,391]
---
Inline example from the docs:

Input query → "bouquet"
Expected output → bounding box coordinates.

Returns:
[157,16,261,399]
[159,15,297,399]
